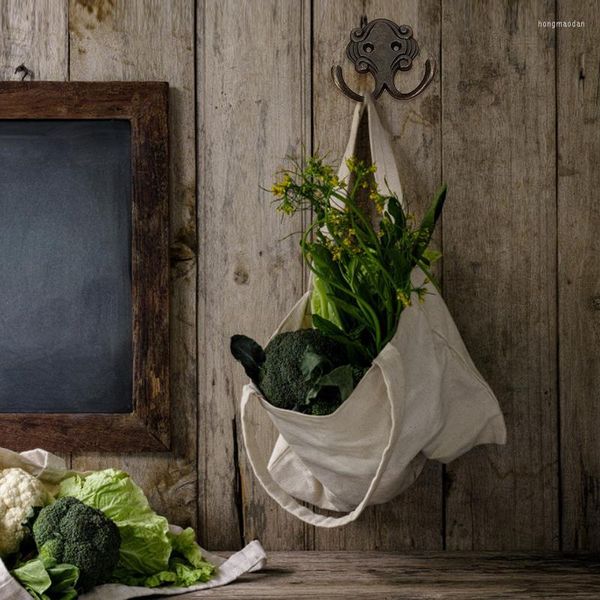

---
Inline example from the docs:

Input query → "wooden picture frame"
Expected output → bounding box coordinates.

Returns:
[0,82,170,453]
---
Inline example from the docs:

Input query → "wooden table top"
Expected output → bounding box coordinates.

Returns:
[165,551,600,599]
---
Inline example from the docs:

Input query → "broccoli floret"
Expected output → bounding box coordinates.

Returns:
[310,400,338,416]
[33,496,121,591]
[258,329,347,410]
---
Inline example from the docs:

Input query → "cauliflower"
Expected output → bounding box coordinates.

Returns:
[0,467,50,558]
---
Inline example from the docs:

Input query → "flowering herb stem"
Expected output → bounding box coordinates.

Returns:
[271,154,446,366]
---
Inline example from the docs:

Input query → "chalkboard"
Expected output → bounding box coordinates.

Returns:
[0,81,169,453]
[0,120,133,413]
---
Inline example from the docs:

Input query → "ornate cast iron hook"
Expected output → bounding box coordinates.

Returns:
[332,17,435,102]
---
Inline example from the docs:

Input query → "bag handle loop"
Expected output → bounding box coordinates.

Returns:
[335,95,405,209]
[240,346,401,528]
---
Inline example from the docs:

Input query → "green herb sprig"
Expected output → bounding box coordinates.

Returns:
[271,155,446,366]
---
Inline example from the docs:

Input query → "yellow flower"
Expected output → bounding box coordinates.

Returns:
[276,201,295,215]
[397,290,412,307]
[271,173,293,197]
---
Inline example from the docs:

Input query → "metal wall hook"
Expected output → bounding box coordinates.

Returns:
[14,64,34,81]
[332,17,435,102]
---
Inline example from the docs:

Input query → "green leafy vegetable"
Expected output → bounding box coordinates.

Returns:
[301,350,355,411]
[33,496,120,591]
[232,154,446,417]
[270,155,446,363]
[58,469,215,588]
[11,556,79,600]
[305,364,354,409]
[141,529,215,588]
[310,276,343,330]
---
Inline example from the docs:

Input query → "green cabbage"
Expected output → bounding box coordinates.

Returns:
[58,469,215,588]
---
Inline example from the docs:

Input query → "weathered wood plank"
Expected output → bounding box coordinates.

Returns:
[442,1,558,549]
[558,0,600,550]
[172,552,600,599]
[0,0,67,81]
[198,0,311,550]
[0,0,69,468]
[68,0,198,529]
[311,0,443,550]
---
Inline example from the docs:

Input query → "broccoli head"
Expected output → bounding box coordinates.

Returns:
[258,329,348,411]
[33,496,121,591]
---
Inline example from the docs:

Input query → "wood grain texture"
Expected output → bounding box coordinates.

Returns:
[311,0,443,551]
[442,0,558,549]
[198,0,311,550]
[558,0,600,550]
[3,0,599,553]
[169,552,600,599]
[1,414,168,453]
[0,0,68,81]
[68,0,198,529]
[0,0,69,467]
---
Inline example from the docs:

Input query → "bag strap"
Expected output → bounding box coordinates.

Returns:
[335,94,405,209]
[240,346,401,528]
[335,99,366,185]
[365,94,405,208]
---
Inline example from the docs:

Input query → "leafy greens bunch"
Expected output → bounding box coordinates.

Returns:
[271,155,447,366]
[5,468,216,599]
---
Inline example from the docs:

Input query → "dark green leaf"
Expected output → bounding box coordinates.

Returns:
[385,195,406,232]
[305,364,355,405]
[311,313,346,337]
[325,293,370,325]
[312,315,372,365]
[301,349,332,382]
[230,335,266,385]
[414,184,447,258]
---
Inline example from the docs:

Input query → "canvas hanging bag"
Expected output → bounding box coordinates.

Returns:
[240,94,506,527]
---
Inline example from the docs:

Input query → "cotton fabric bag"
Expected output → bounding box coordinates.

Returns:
[0,447,267,599]
[240,94,506,527]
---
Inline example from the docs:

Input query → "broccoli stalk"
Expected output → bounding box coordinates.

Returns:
[33,496,121,591]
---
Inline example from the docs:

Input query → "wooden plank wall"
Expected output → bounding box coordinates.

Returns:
[1,0,599,552]
[0,0,199,532]
[442,0,559,550]
[558,0,600,551]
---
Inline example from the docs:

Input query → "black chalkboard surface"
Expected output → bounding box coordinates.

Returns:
[0,120,133,413]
